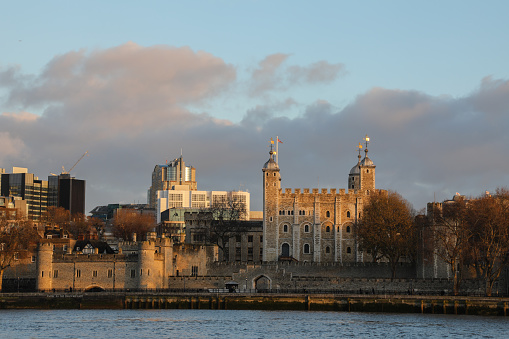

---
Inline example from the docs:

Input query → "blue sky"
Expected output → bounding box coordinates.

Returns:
[1,1,509,212]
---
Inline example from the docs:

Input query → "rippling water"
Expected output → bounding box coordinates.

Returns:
[1,309,508,338]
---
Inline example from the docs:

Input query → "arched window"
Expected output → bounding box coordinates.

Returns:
[303,244,310,254]
[326,211,330,218]
[304,225,310,233]
[347,211,351,218]
[346,247,351,254]
[326,226,330,233]
[283,224,288,233]
[337,226,340,232]
[346,226,351,233]
[325,246,330,254]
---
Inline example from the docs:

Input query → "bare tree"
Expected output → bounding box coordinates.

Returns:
[112,209,155,241]
[429,197,471,295]
[0,210,39,292]
[357,190,416,279]
[42,206,70,229]
[464,188,509,296]
[203,196,248,261]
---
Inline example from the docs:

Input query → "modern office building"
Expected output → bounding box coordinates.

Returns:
[148,156,197,208]
[1,167,49,220]
[1,168,86,219]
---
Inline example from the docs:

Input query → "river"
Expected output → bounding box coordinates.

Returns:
[0,309,508,338]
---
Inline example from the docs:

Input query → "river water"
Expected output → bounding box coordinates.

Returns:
[0,309,508,338]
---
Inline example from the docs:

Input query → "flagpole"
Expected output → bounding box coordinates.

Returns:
[276,135,279,163]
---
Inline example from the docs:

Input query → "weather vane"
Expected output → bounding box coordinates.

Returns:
[363,134,370,149]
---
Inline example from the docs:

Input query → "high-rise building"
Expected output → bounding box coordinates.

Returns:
[1,167,49,220]
[55,174,86,216]
[1,168,86,219]
[148,156,196,208]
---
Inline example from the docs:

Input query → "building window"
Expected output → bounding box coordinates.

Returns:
[304,225,309,233]
[53,270,58,278]
[236,235,241,242]
[283,224,288,233]
[325,246,330,254]
[93,270,98,277]
[31,256,36,263]
[269,217,273,222]
[347,247,351,254]
[303,244,310,254]
[191,266,198,276]
[326,211,330,218]
[248,235,253,242]
[76,269,81,278]
[347,211,351,218]
[13,252,19,260]
[108,269,113,278]
[131,270,136,278]
[326,226,330,233]
[260,236,263,243]
[346,226,351,233]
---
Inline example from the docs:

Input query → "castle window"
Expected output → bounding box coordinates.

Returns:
[326,211,330,218]
[260,236,263,243]
[326,226,330,233]
[108,269,113,278]
[303,244,310,254]
[346,226,351,233]
[53,270,58,278]
[31,256,36,263]
[130,270,136,278]
[283,224,288,233]
[367,169,369,173]
[269,217,273,222]
[291,210,294,215]
[76,270,81,278]
[351,185,354,189]
[347,211,351,218]
[248,235,253,242]
[304,225,310,233]
[191,266,198,276]
[337,226,340,232]
[93,270,98,277]
[325,246,330,254]
[266,173,268,176]
[273,173,276,176]
[147,269,150,276]
[347,247,351,254]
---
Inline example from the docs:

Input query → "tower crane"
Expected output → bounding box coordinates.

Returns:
[61,151,89,175]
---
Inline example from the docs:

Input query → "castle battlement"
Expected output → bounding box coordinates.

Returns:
[278,187,371,198]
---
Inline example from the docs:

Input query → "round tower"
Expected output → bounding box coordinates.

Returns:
[262,139,281,262]
[36,242,54,291]
[138,240,156,289]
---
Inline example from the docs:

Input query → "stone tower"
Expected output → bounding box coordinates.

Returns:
[262,142,281,262]
[36,242,54,291]
[348,135,375,193]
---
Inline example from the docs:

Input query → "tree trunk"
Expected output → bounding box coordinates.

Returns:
[0,269,4,292]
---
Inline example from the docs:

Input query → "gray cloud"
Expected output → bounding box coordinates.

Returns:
[1,44,508,214]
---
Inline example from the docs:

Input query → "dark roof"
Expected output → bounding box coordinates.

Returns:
[73,240,115,254]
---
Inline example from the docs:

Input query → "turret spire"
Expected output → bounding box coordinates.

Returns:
[363,134,370,157]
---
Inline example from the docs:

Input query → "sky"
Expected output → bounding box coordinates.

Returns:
[1,1,508,214]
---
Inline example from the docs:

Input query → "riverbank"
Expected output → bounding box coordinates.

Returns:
[1,292,508,316]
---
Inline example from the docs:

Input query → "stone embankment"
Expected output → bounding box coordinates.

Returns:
[1,292,509,316]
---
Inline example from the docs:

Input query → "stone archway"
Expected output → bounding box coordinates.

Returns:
[254,275,272,290]
[85,285,105,292]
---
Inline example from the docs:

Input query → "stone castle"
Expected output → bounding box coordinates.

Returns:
[262,137,379,263]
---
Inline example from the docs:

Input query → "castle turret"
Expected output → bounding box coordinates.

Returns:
[348,135,376,192]
[36,242,54,291]
[262,139,281,262]
[138,240,156,289]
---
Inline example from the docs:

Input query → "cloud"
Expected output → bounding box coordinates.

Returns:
[248,54,345,97]
[0,43,508,214]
